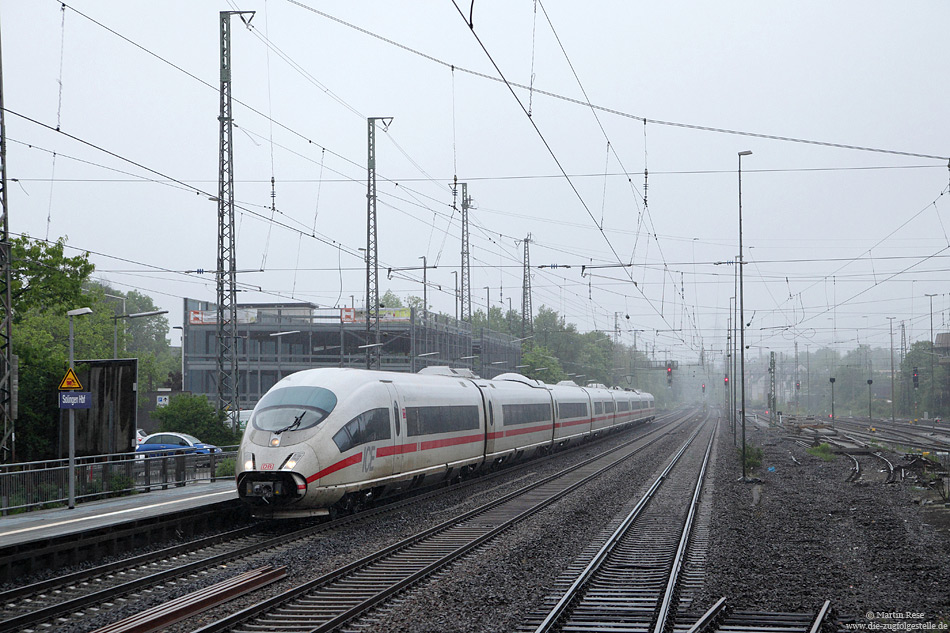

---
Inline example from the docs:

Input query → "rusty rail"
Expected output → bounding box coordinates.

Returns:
[90,565,285,633]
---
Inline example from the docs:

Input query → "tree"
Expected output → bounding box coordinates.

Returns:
[86,282,179,398]
[379,290,403,309]
[520,344,566,384]
[10,235,94,319]
[153,393,239,446]
[9,237,97,461]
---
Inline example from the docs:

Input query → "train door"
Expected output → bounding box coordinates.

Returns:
[479,383,496,459]
[382,381,404,476]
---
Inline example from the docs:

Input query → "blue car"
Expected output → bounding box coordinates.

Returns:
[135,432,221,457]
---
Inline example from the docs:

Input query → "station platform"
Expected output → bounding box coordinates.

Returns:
[0,480,243,582]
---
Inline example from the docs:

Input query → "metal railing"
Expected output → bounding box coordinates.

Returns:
[0,447,238,515]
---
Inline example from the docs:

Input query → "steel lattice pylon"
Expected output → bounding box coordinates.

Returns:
[217,11,252,425]
[521,233,533,339]
[366,117,391,370]
[0,25,14,462]
[460,183,471,324]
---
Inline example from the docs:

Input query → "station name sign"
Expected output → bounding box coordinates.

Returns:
[59,391,92,409]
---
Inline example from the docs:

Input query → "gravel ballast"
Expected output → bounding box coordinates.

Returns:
[698,417,950,625]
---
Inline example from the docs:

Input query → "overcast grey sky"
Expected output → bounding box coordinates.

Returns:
[3,1,949,365]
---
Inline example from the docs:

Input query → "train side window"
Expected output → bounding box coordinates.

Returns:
[393,402,400,436]
[594,402,603,415]
[333,408,391,453]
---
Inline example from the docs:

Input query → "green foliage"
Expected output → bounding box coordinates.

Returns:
[806,442,836,461]
[108,473,136,496]
[10,236,98,460]
[215,457,236,478]
[379,290,403,309]
[11,235,94,317]
[742,443,763,470]
[520,344,566,384]
[153,393,241,446]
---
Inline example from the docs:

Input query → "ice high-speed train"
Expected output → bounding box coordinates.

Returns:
[237,367,655,517]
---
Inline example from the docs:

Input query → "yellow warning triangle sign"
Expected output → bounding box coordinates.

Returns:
[59,368,83,391]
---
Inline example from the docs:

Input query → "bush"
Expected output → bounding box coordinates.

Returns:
[108,473,136,497]
[154,393,241,446]
[215,457,236,478]
[807,442,836,461]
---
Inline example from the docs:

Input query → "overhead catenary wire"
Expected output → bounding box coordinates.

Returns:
[284,0,948,162]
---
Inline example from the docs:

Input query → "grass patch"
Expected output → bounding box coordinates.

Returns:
[807,442,836,461]
[741,443,763,470]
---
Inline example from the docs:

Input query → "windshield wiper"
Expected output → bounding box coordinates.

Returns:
[274,411,305,435]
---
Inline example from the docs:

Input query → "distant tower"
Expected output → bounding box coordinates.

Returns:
[521,233,533,338]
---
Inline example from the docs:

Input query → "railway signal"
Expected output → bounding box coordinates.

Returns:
[666,363,672,386]
[913,367,919,389]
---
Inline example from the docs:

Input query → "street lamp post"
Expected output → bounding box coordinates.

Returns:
[452,271,458,322]
[173,325,185,391]
[484,286,491,375]
[926,293,937,423]
[887,316,896,422]
[738,150,752,480]
[111,310,169,358]
[829,377,836,426]
[867,379,873,425]
[67,306,93,509]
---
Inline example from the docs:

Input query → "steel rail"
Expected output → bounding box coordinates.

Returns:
[809,600,833,633]
[654,422,716,633]
[530,417,712,633]
[90,566,285,633]
[685,596,728,633]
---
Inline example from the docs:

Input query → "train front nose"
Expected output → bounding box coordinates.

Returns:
[237,449,312,505]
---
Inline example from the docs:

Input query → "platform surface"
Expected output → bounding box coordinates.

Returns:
[0,479,239,549]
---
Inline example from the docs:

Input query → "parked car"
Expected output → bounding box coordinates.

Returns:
[134,432,221,457]
[136,429,148,444]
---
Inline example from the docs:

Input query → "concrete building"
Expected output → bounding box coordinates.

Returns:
[182,298,523,409]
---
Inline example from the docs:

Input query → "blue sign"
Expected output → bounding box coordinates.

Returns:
[59,391,92,409]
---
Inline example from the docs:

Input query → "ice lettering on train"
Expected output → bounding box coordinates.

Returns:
[362,445,376,472]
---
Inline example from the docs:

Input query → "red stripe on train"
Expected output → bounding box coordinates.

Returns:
[420,433,484,451]
[306,453,361,483]
[555,418,592,429]
[504,423,554,437]
[377,443,417,457]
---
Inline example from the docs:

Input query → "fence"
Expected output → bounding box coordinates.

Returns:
[0,447,238,515]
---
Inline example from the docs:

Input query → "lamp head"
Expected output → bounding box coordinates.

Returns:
[67,307,93,317]
[738,150,753,156]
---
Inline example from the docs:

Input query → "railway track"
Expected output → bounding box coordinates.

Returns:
[0,413,686,633]
[676,597,833,633]
[185,411,705,633]
[521,414,715,633]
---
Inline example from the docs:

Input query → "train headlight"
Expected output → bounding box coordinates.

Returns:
[281,452,304,471]
[244,452,255,471]
[270,435,281,447]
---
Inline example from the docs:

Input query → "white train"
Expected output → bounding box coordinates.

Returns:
[236,367,655,518]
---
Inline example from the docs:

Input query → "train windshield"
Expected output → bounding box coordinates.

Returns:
[252,386,338,433]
